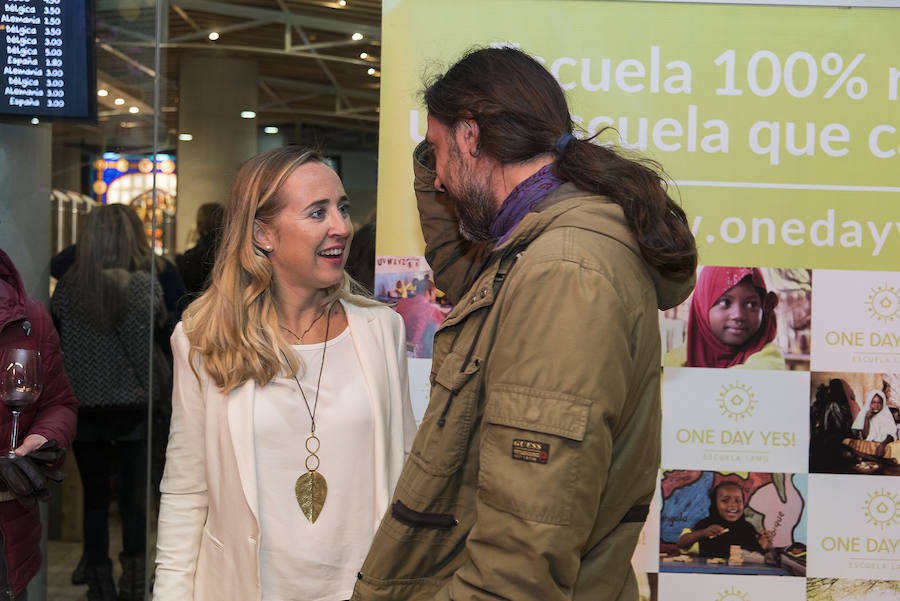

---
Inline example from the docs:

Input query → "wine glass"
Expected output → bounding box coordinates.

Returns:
[0,348,42,458]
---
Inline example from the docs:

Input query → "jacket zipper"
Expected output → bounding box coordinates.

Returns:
[391,500,458,530]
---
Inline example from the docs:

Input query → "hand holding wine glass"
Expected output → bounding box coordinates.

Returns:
[0,348,42,459]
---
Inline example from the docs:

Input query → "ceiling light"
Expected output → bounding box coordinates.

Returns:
[208,31,219,41]
[114,98,125,105]
[240,110,257,119]
[30,117,39,125]
[129,106,139,114]
[264,126,279,134]
[351,32,363,41]
[97,89,108,97]
[179,133,193,141]
[338,0,347,6]
[359,52,368,59]
[367,68,376,75]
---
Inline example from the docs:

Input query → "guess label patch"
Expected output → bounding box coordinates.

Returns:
[511,439,550,464]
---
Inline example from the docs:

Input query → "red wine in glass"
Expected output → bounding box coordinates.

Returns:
[0,348,42,458]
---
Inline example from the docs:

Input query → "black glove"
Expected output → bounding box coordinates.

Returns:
[0,456,49,507]
[27,439,66,483]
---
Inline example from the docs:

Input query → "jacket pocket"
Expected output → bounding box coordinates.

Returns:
[200,526,224,550]
[390,500,457,531]
[361,459,476,582]
[409,348,482,476]
[195,528,225,599]
[478,384,590,525]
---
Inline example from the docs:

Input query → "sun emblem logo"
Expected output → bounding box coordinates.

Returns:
[862,489,900,530]
[718,381,756,421]
[714,587,750,601]
[867,284,900,323]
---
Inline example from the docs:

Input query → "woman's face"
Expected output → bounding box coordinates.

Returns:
[257,162,353,294]
[707,278,764,347]
[715,484,745,522]
[870,394,884,413]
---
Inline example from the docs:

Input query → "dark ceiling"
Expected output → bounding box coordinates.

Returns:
[59,0,383,153]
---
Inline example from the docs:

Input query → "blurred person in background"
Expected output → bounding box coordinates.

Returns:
[175,203,225,299]
[52,205,165,601]
[343,219,376,294]
[0,248,77,601]
[52,205,186,590]
[51,222,187,338]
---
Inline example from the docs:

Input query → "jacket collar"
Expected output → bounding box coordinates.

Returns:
[227,378,259,521]
[342,300,384,412]
[493,183,634,256]
[492,184,695,311]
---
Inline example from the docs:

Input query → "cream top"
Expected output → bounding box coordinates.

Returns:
[254,327,376,601]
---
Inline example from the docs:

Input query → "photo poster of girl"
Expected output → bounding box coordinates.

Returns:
[809,372,900,475]
[661,266,811,371]
[659,470,807,576]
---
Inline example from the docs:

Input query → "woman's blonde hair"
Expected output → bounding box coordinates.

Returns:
[182,145,376,394]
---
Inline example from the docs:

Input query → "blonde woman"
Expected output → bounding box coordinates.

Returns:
[154,147,416,601]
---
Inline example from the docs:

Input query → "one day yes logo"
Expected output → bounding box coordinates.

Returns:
[714,587,750,601]
[862,488,900,530]
[717,381,756,421]
[866,284,900,324]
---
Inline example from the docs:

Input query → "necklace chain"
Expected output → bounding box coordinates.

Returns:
[279,303,329,343]
[285,302,333,434]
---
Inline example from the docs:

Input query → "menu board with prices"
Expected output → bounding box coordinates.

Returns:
[1,0,94,120]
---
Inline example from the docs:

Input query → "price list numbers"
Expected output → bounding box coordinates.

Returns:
[2,0,66,112]
[43,0,64,108]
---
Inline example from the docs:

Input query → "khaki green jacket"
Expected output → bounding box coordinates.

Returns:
[352,146,694,601]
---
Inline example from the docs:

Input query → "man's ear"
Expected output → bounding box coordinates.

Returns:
[460,119,481,157]
[253,220,273,252]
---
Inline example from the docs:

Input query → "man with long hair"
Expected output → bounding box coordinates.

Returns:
[353,47,697,601]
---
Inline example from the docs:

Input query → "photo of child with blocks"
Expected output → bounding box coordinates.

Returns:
[659,470,807,576]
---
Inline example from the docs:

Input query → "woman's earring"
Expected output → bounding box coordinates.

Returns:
[266,245,272,251]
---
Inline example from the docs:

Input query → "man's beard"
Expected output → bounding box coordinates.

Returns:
[446,137,497,243]
[454,179,497,243]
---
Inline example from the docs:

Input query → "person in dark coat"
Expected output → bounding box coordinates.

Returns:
[52,241,187,337]
[175,203,224,299]
[52,206,165,601]
[52,206,186,591]
[343,219,376,294]
[0,248,78,600]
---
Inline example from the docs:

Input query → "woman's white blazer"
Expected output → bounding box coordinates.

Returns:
[153,301,416,600]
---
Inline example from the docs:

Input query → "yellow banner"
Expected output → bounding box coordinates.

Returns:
[377,0,900,269]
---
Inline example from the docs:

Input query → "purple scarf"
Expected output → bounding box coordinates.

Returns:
[490,163,564,247]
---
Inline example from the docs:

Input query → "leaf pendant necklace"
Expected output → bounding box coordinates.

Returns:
[295,435,327,523]
[286,302,334,523]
